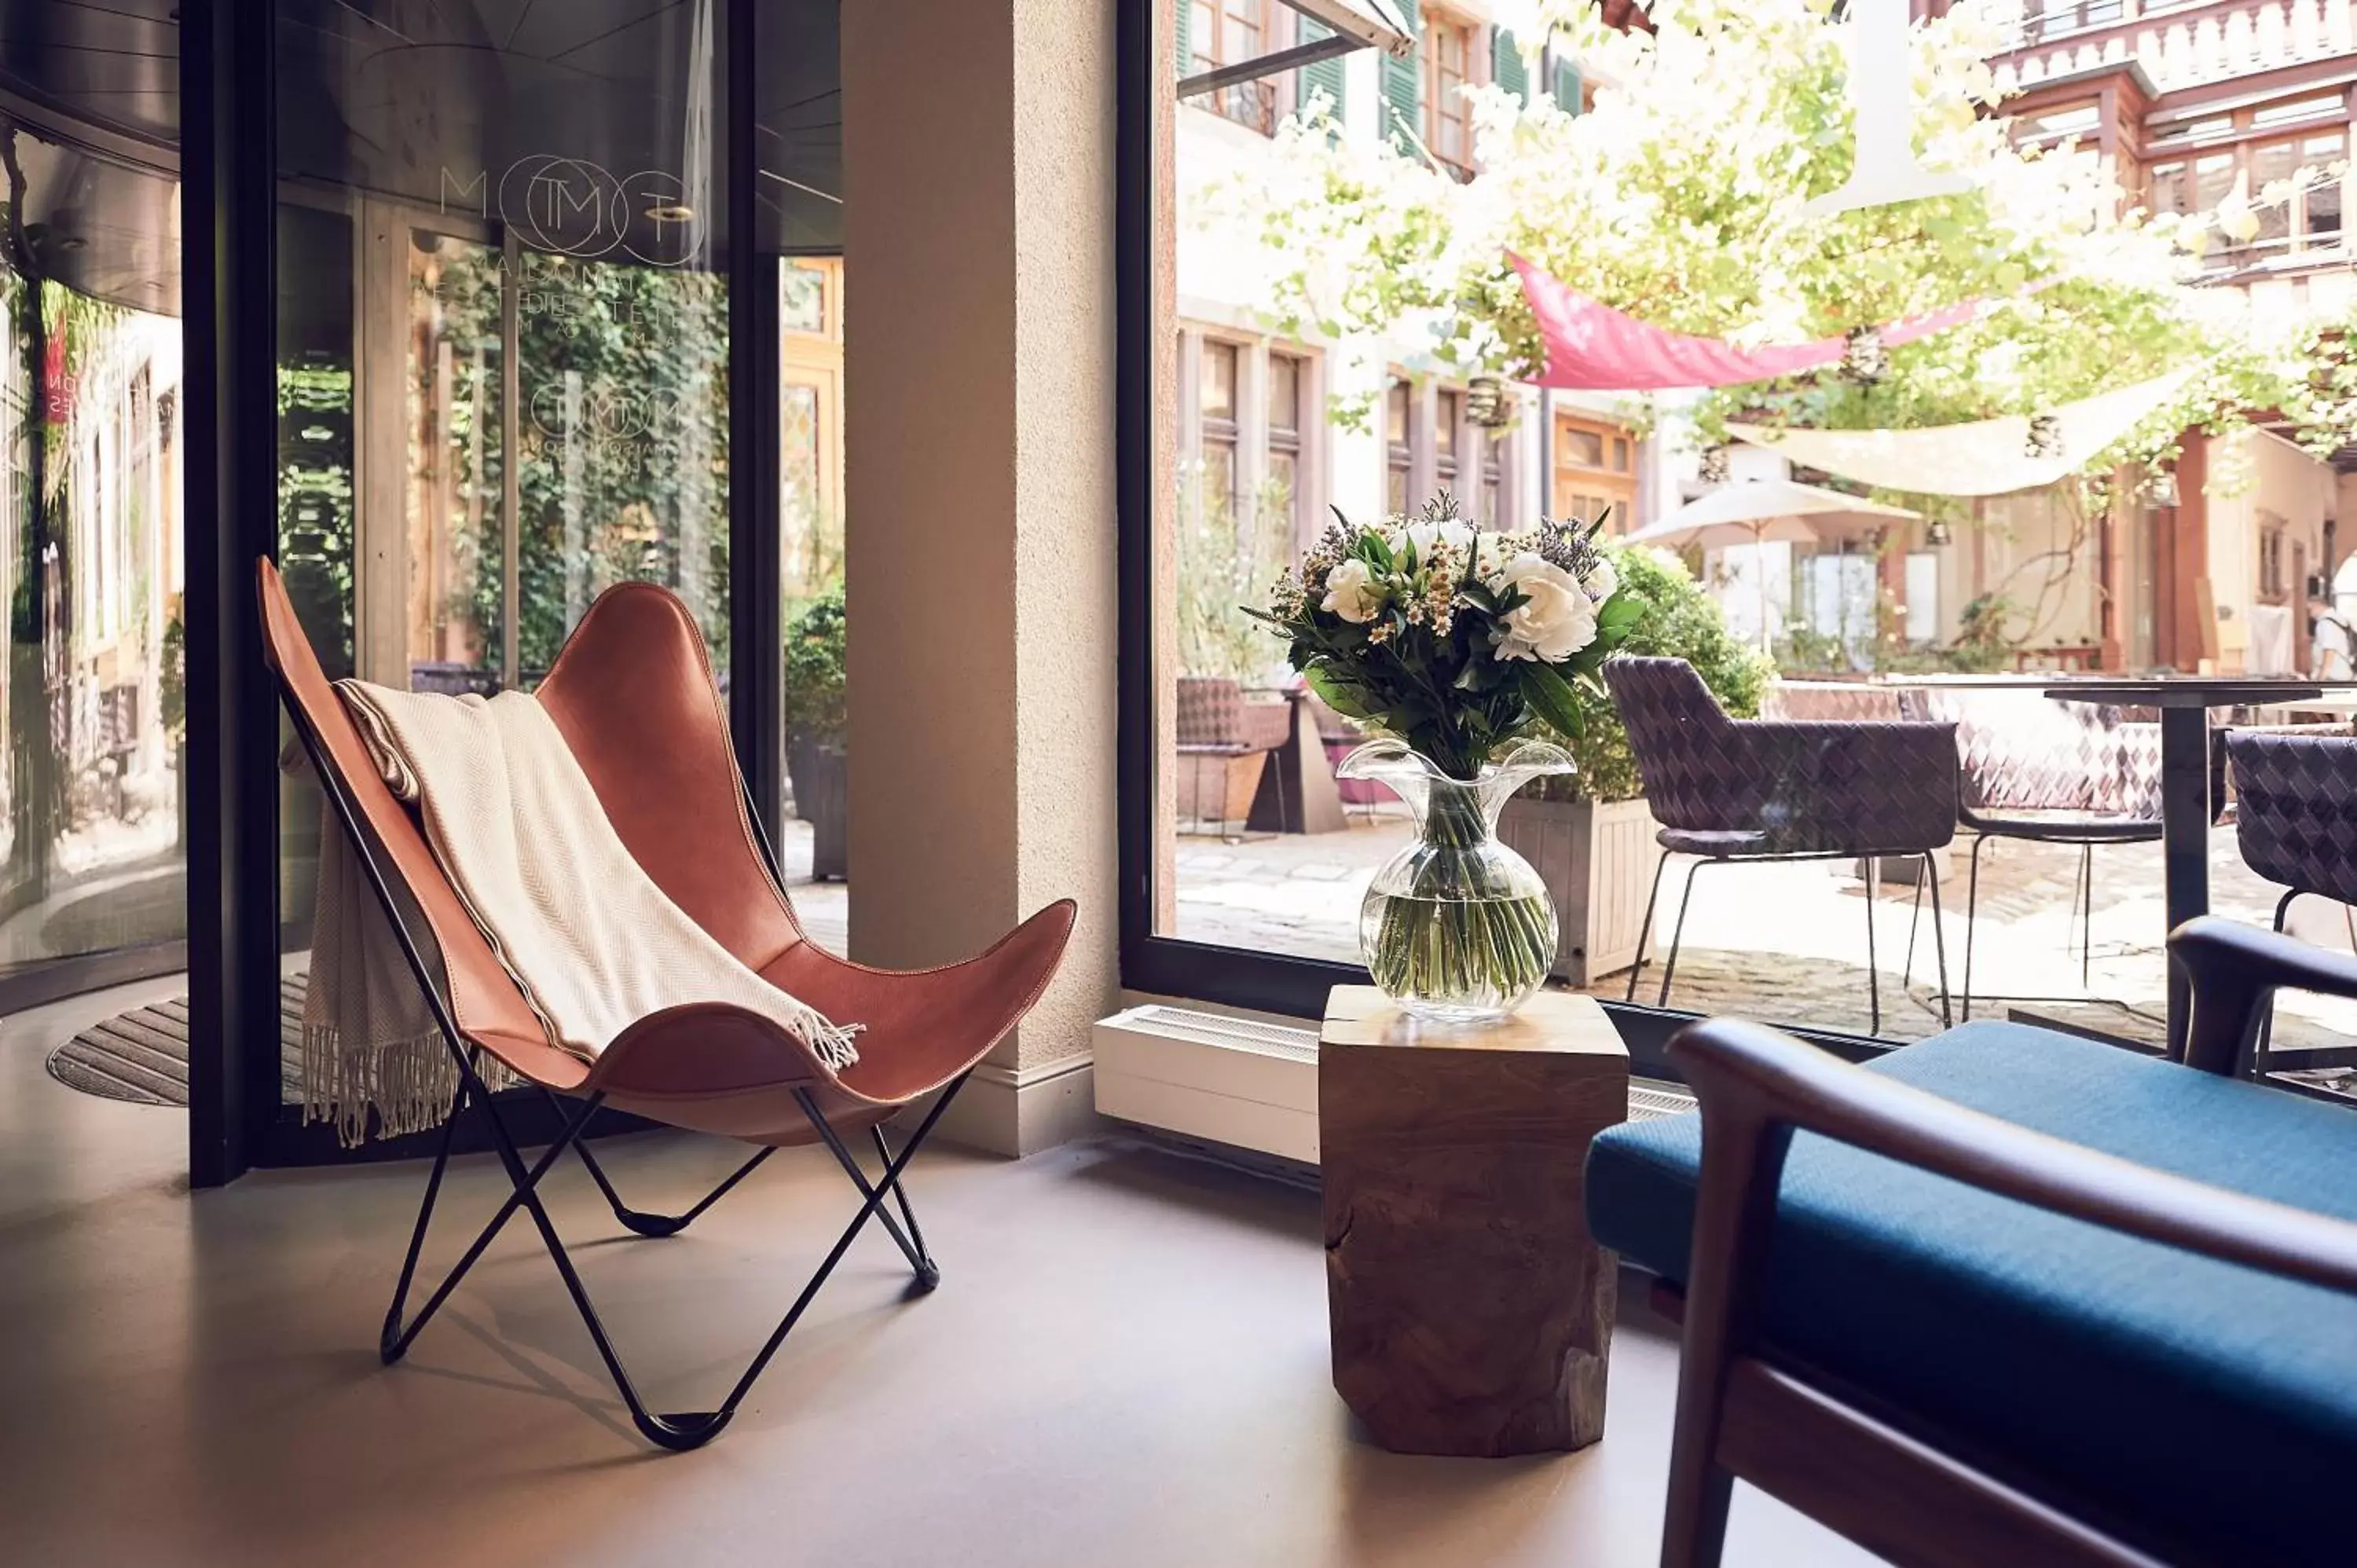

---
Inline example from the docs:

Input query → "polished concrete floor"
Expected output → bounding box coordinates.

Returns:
[0,980,1879,1567]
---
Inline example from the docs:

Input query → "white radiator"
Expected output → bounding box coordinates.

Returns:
[1092,1002,1695,1163]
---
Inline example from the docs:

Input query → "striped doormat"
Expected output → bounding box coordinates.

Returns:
[44,977,307,1106]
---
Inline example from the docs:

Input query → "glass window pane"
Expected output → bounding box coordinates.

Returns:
[1201,341,1237,420]
[2253,141,2297,244]
[1560,427,1605,467]
[1270,354,1300,434]
[406,234,504,692]
[782,263,827,333]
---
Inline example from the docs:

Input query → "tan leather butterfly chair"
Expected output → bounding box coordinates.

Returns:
[258,559,1075,1450]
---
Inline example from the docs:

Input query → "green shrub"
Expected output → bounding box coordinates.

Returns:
[783,582,847,748]
[1530,545,1769,804]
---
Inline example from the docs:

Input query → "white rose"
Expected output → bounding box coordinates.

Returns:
[1582,555,1619,603]
[1395,519,1475,564]
[1321,558,1384,624]
[1490,551,1600,662]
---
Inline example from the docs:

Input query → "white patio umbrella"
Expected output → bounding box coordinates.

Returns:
[1623,478,1920,650]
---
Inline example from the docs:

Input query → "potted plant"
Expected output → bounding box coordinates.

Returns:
[1497,545,1768,987]
[783,582,848,881]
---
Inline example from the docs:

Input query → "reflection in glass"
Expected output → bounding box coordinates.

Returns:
[0,122,185,988]
[274,0,735,1098]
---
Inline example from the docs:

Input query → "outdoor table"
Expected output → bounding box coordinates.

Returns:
[1882,674,2357,1056]
[2044,677,2357,1057]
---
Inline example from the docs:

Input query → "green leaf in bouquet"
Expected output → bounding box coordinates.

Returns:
[1519,661,1586,739]
[1304,665,1376,720]
[1598,593,1646,634]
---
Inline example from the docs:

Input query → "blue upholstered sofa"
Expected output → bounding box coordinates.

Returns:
[1587,917,2357,1568]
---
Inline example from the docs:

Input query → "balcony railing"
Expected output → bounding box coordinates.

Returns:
[1991,0,2357,95]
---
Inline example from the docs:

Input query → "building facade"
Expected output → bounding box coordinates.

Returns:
[1944,0,2357,672]
[1172,0,1653,639]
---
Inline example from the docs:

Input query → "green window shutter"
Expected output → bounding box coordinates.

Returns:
[1552,57,1582,115]
[1176,0,1192,79]
[1381,0,1423,149]
[1299,18,1347,121]
[1492,27,1528,107]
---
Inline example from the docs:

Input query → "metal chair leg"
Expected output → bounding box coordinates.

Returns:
[383,1050,970,1453]
[805,1108,939,1290]
[1864,855,1880,1036]
[380,1083,606,1367]
[1924,850,1954,1029]
[2080,844,2095,990]
[1629,849,1670,1003]
[2253,889,2297,1078]
[1961,833,1989,1023]
[380,1072,468,1360]
[1901,866,1926,991]
[552,1088,775,1239]
[1657,857,1710,1010]
[873,1125,932,1269]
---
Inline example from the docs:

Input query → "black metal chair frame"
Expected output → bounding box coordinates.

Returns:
[280,685,962,1453]
[2251,887,2357,1083]
[1627,845,1954,1037]
[1899,823,2161,1024]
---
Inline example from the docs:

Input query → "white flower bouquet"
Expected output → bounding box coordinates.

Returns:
[1250,492,1642,1019]
[1252,493,1638,779]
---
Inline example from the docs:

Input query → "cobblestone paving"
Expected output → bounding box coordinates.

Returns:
[774,810,2357,1075]
[1171,807,2357,1060]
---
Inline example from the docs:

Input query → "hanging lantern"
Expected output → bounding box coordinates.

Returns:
[1841,325,1887,384]
[2024,412,2065,461]
[1924,518,1953,547]
[1465,375,1513,428]
[1699,444,1731,485]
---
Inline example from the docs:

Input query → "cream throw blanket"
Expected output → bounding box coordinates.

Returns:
[299,680,859,1145]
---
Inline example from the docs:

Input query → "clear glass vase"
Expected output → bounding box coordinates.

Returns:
[1337,736,1574,1024]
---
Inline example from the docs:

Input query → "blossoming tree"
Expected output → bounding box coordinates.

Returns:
[1207,0,2357,462]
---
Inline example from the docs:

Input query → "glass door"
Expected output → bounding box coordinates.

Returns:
[269,0,735,1142]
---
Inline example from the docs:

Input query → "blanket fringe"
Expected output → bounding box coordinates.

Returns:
[301,1023,519,1149]
[802,1017,863,1072]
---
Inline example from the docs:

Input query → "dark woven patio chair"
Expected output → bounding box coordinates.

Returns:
[1604,657,1959,1034]
[1175,676,1292,837]
[1898,687,2161,1018]
[2228,728,2357,1081]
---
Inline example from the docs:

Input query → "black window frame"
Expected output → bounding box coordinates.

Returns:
[1114,0,1893,1079]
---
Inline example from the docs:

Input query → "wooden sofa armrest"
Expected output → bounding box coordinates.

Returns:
[1669,1013,2357,1306]
[2172,915,2357,1078]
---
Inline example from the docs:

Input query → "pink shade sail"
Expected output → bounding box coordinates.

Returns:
[1509,253,1983,392]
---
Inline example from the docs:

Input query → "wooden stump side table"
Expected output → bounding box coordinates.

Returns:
[1320,986,1629,1457]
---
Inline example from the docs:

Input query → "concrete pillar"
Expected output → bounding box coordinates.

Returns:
[842,0,1117,1155]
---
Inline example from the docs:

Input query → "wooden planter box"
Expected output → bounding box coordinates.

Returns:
[1497,795,1658,987]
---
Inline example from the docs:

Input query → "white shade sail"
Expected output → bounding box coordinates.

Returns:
[1725,370,2194,498]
